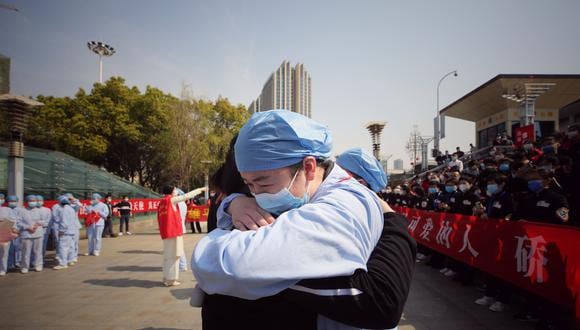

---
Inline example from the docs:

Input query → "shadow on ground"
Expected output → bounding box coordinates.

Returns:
[170,288,193,301]
[84,278,161,288]
[119,250,162,255]
[108,265,163,272]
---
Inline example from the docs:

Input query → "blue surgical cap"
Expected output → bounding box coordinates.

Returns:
[7,195,18,202]
[64,193,74,198]
[336,147,388,193]
[58,195,70,204]
[0,193,4,199]
[235,110,333,172]
[92,193,102,200]
[26,195,38,202]
[36,195,44,201]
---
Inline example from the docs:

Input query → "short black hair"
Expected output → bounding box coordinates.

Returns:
[162,185,175,195]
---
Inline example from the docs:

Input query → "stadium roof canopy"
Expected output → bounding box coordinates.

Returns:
[440,74,580,122]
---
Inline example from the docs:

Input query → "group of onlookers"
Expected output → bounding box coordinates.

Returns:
[380,123,580,328]
[0,193,133,276]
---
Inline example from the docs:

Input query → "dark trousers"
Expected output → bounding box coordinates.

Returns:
[119,215,130,233]
[190,221,202,233]
[102,218,114,237]
[485,275,511,303]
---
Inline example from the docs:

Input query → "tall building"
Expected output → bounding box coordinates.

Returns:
[393,159,404,170]
[249,60,311,118]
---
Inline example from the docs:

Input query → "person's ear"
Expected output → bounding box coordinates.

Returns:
[302,156,317,181]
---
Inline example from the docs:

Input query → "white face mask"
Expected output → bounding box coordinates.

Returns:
[458,183,470,192]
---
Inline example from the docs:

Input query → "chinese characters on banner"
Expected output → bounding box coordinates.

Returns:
[514,124,535,146]
[44,198,210,220]
[185,204,210,222]
[45,198,163,218]
[394,206,580,320]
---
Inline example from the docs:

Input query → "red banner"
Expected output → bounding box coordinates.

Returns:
[394,206,580,320]
[514,124,535,146]
[43,198,211,222]
[186,204,209,222]
[44,198,161,218]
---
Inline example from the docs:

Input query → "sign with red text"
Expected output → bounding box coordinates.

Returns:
[514,124,535,146]
[44,198,161,218]
[186,204,209,222]
[395,206,580,320]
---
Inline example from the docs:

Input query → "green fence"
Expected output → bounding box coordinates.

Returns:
[0,143,161,200]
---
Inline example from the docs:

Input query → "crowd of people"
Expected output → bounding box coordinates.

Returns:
[384,124,579,226]
[379,123,580,327]
[0,193,135,276]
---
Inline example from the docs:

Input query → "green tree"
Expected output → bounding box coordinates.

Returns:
[8,77,248,192]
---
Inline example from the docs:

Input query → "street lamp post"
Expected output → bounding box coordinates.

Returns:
[0,95,43,203]
[434,70,458,154]
[87,41,116,83]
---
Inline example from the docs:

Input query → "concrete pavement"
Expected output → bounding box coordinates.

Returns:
[0,220,531,329]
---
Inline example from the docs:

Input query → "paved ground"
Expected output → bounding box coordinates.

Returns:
[0,220,532,330]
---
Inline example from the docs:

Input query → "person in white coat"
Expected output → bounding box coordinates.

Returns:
[52,196,81,270]
[175,189,189,272]
[17,195,48,273]
[85,193,109,256]
[36,195,52,262]
[191,110,384,329]
[157,186,206,287]
[0,194,19,276]
[66,194,82,263]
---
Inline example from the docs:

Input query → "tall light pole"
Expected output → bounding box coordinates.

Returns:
[434,70,458,154]
[366,122,387,160]
[87,41,116,83]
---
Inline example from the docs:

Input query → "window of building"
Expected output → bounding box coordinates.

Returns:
[478,122,506,148]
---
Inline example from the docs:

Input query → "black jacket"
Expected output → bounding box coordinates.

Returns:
[113,201,131,216]
[201,212,417,329]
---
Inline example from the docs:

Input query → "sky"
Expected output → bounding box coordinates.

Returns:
[1,0,579,170]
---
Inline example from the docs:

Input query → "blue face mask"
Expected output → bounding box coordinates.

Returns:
[254,169,310,216]
[528,179,544,193]
[8,202,18,209]
[486,184,499,196]
[91,199,99,206]
[37,201,43,207]
[541,145,556,155]
[499,164,510,172]
[428,187,438,194]
[0,199,4,206]
[445,186,456,193]
[27,202,37,209]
